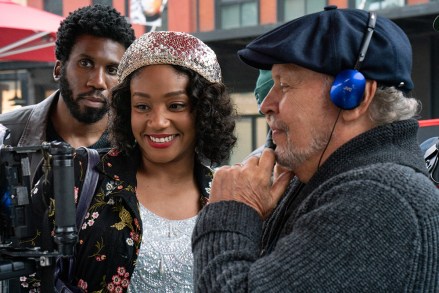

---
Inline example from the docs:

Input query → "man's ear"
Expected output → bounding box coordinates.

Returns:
[342,80,377,121]
[53,60,62,81]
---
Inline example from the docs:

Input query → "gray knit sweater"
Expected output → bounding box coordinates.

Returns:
[192,119,439,292]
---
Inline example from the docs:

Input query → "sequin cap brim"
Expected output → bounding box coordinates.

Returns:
[118,31,222,83]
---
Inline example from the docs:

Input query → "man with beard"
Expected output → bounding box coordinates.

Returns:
[192,6,439,292]
[0,4,135,184]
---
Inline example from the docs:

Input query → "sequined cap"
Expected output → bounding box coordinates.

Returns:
[118,31,222,83]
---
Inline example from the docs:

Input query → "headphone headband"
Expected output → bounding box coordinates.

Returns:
[330,11,376,110]
[354,12,377,70]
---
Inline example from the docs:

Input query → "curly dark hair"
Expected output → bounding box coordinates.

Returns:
[55,5,135,62]
[109,65,237,166]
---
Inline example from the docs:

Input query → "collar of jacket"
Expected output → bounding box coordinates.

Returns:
[18,90,59,146]
[95,147,213,203]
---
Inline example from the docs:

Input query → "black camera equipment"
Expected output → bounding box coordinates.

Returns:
[0,141,77,293]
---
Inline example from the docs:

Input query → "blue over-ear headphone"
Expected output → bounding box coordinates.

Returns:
[330,11,377,110]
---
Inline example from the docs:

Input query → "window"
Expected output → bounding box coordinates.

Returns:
[355,0,405,10]
[44,0,62,16]
[230,115,268,164]
[93,0,113,6]
[279,0,326,22]
[217,0,258,30]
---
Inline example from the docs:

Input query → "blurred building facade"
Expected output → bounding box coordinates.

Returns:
[0,0,438,163]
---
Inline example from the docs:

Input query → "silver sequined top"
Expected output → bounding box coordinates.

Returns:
[128,204,197,293]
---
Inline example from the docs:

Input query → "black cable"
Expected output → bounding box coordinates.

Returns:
[317,108,342,170]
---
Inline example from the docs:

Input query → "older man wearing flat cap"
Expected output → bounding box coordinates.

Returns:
[192,6,439,292]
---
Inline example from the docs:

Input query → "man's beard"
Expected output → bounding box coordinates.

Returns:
[59,68,109,124]
[275,122,331,171]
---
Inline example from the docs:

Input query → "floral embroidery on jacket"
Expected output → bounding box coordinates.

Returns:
[19,147,212,292]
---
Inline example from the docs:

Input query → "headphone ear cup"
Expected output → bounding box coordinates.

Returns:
[330,69,366,110]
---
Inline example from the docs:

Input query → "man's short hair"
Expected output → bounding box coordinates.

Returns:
[55,5,135,62]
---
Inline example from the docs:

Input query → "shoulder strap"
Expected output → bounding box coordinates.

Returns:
[55,147,100,292]
[75,147,100,230]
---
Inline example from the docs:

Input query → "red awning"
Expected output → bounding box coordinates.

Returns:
[0,0,64,62]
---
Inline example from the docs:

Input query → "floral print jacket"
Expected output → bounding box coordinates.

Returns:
[20,147,212,293]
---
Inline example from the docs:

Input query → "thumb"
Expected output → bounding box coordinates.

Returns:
[271,171,294,203]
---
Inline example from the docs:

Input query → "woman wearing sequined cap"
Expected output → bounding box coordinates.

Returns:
[106,31,236,292]
[29,31,236,292]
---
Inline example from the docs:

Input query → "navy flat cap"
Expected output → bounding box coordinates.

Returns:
[238,6,414,91]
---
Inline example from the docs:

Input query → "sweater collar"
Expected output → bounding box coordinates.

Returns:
[307,119,426,188]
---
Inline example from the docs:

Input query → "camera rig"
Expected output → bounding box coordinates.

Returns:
[0,141,77,293]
